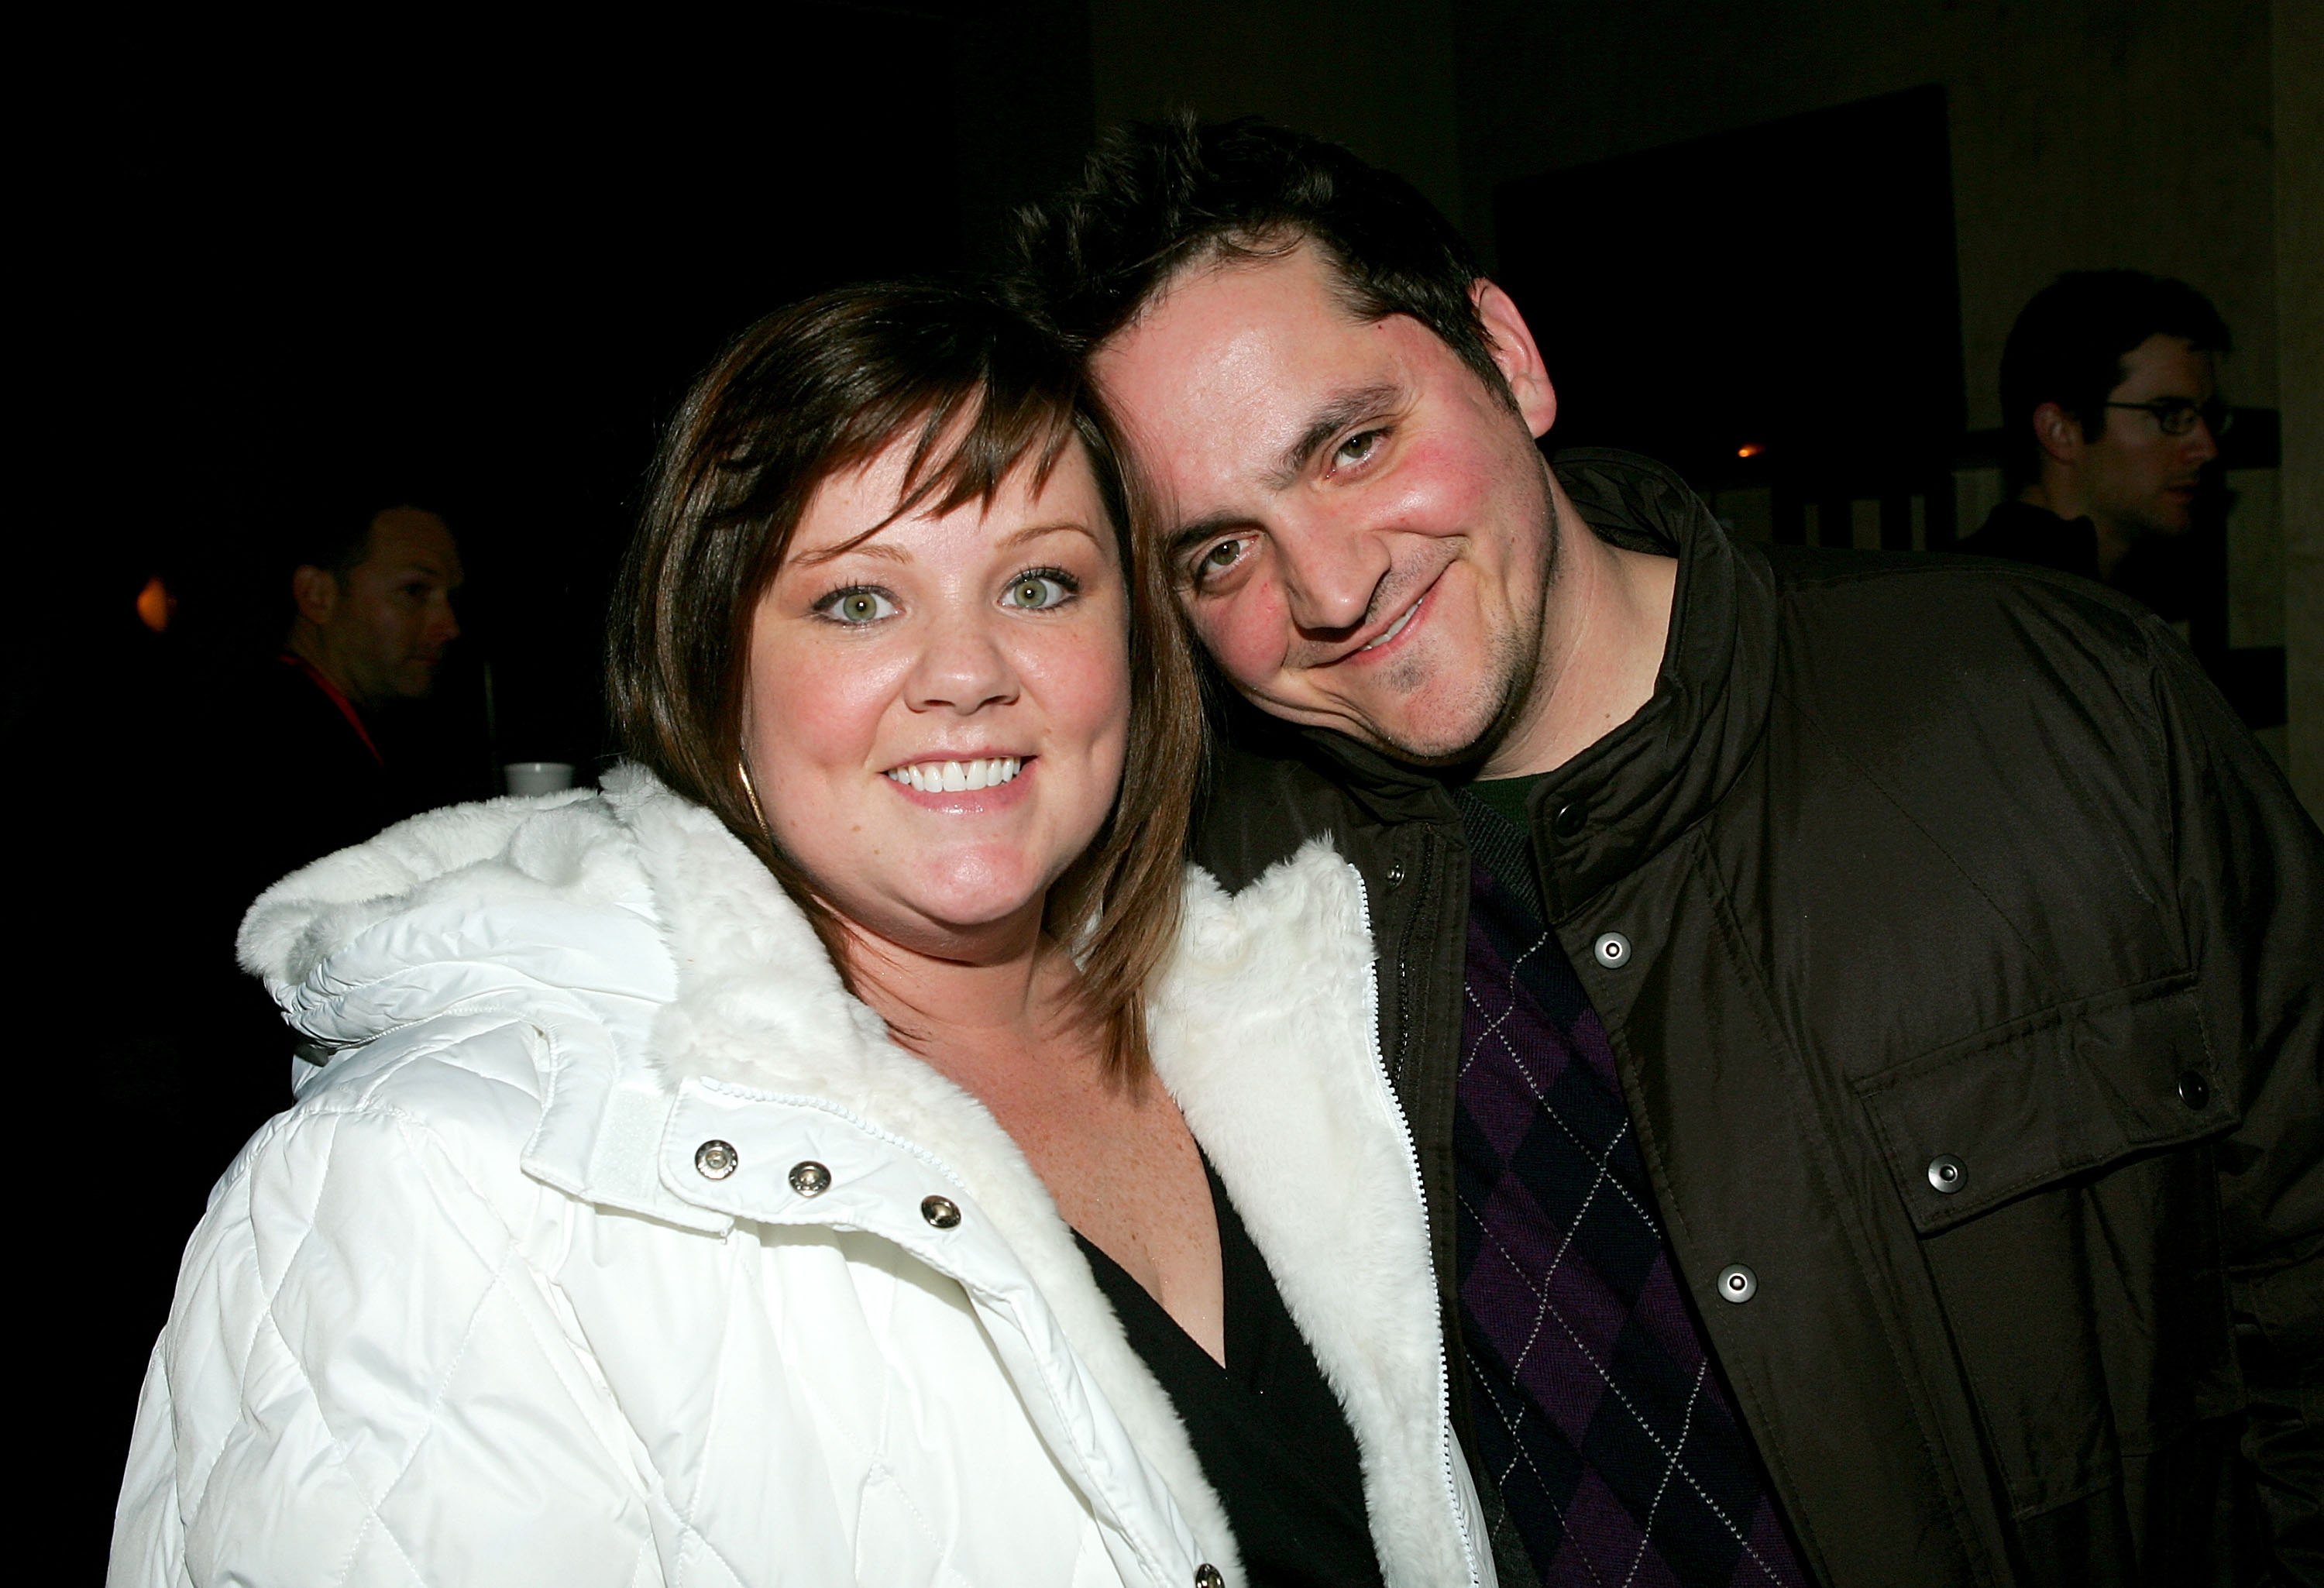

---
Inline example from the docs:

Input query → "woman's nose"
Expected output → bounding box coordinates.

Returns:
[904,612,1019,713]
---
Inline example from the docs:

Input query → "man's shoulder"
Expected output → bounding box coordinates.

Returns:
[1755,543,2181,769]
[1764,541,2156,661]
[224,655,378,758]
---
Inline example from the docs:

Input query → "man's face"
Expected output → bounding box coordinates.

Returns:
[2076,333,2222,541]
[322,508,464,704]
[1092,245,1559,764]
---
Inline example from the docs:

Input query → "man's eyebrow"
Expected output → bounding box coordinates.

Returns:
[1165,512,1253,562]
[1265,382,1402,490]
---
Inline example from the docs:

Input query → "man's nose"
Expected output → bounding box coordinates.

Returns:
[1274,513,1394,636]
[2185,415,2221,466]
[906,611,1019,713]
[432,599,461,646]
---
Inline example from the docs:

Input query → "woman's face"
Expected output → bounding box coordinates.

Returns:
[744,436,1130,961]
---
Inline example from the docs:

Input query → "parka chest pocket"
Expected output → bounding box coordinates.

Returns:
[1851,976,2241,1518]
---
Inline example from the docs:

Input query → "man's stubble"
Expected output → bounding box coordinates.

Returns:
[1374,458,1562,772]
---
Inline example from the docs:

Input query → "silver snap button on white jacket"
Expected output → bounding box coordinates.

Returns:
[920,1195,961,1229]
[693,1139,738,1180]
[788,1160,831,1198]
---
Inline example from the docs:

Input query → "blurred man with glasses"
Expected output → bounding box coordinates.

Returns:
[1962,269,2230,583]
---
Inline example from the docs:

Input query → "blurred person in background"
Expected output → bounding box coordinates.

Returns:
[1960,269,2231,585]
[190,496,473,1132]
[262,498,466,868]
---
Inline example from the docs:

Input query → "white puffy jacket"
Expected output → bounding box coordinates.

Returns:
[111,768,1489,1588]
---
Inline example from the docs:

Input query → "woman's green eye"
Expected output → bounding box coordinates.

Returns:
[821,588,895,624]
[1006,574,1069,609]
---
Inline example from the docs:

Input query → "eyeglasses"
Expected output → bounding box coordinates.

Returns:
[2104,398,2233,438]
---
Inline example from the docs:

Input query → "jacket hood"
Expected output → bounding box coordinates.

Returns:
[239,777,675,1064]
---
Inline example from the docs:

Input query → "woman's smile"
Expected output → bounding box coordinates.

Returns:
[883,754,1026,794]
[880,754,1038,814]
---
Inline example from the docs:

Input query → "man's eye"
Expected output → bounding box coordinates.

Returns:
[1190,537,1250,586]
[1333,428,1386,468]
[1003,570,1075,610]
[816,587,896,624]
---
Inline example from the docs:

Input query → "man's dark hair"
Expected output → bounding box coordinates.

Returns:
[1999,269,2230,488]
[283,504,379,585]
[278,492,446,584]
[1011,114,1507,404]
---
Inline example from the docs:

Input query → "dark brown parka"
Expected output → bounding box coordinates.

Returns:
[1189,451,2322,1586]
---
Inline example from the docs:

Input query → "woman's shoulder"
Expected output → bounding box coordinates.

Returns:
[221,1009,566,1250]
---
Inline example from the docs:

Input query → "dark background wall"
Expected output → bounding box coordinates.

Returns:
[28,8,1083,782]
[36,1,2315,1564]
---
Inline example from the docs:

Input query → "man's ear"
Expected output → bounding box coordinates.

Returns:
[2032,401,2085,468]
[1473,280,1557,440]
[290,565,339,627]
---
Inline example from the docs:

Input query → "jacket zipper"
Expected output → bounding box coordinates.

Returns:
[1349,859,1483,1587]
[1388,835,1436,1092]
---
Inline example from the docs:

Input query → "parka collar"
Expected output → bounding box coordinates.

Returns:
[1250,448,1774,924]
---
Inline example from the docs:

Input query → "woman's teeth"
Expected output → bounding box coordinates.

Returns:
[885,757,1023,793]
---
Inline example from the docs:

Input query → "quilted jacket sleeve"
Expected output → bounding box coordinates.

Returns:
[109,1020,660,1587]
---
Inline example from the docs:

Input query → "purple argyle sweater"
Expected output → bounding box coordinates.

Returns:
[1455,789,1807,1586]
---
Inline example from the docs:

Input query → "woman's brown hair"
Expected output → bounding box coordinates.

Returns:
[607,281,1202,1079]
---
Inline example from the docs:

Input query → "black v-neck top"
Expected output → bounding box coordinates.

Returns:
[1073,1160,1387,1588]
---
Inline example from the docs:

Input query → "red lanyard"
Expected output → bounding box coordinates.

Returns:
[279,652,384,768]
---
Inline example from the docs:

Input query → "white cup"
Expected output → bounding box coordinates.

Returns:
[504,761,576,796]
